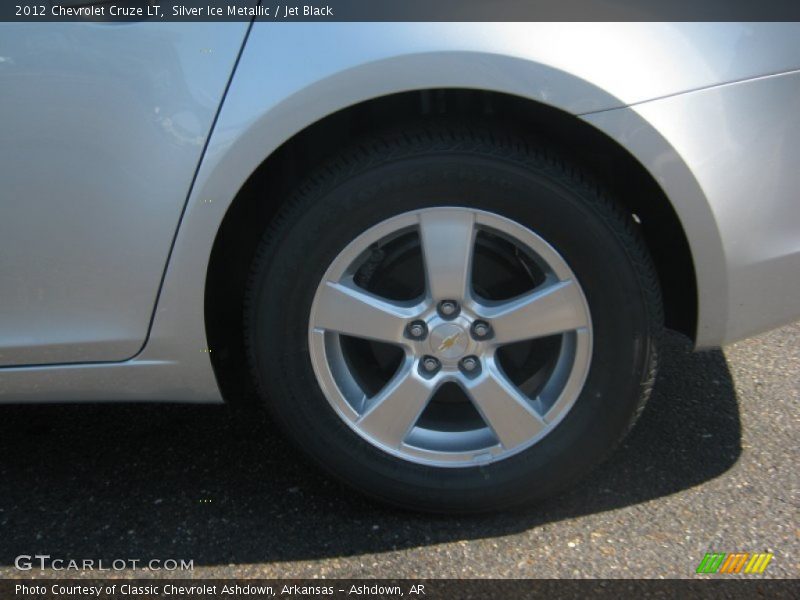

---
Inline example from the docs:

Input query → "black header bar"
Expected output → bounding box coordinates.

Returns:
[3,0,800,23]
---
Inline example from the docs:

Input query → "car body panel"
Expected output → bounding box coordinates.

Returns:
[0,21,251,366]
[585,69,800,346]
[1,22,799,402]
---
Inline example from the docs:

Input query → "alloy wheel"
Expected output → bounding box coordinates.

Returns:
[308,207,593,467]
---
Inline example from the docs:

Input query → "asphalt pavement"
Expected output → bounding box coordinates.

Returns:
[0,323,797,579]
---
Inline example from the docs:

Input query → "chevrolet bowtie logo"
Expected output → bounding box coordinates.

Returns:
[438,332,462,352]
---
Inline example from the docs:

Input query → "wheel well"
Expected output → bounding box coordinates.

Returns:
[205,89,697,404]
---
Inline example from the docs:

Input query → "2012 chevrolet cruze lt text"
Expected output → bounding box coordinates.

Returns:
[1,20,799,511]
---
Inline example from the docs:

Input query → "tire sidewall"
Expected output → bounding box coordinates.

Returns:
[248,149,655,510]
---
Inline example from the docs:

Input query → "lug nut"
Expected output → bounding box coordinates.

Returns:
[471,320,492,339]
[438,300,459,318]
[421,356,441,374]
[460,356,479,373]
[407,320,427,340]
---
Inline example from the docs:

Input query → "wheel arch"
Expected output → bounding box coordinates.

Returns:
[202,89,699,404]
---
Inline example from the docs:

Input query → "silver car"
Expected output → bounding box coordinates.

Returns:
[2,21,799,512]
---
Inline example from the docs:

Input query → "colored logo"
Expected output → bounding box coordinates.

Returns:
[696,552,773,574]
[437,332,463,352]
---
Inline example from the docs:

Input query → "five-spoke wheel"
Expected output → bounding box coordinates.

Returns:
[246,125,661,511]
[309,208,592,466]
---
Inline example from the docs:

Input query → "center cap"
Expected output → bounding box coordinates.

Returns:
[429,323,470,360]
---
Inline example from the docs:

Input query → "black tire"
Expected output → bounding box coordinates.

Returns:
[245,124,662,513]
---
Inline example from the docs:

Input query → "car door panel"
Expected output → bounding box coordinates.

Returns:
[0,21,251,366]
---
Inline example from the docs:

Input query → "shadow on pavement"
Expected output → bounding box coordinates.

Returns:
[0,332,741,566]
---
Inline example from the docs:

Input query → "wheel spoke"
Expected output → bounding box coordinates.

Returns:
[465,363,547,449]
[357,364,435,449]
[479,279,589,344]
[312,281,416,343]
[309,207,595,467]
[419,210,475,302]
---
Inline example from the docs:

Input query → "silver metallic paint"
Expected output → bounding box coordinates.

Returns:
[584,69,800,346]
[1,22,799,402]
[0,22,251,366]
